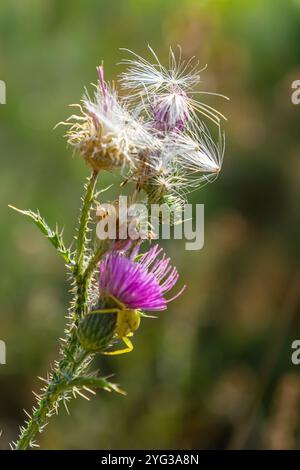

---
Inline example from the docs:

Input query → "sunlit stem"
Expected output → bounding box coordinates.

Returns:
[76,170,99,275]
[74,170,99,320]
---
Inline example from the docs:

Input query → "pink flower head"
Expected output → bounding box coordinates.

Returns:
[152,87,190,133]
[99,244,185,311]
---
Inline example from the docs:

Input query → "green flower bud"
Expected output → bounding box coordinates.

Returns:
[77,308,117,352]
[143,180,184,226]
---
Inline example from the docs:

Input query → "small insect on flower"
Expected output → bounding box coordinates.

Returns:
[120,46,228,132]
[61,66,145,173]
[77,243,185,355]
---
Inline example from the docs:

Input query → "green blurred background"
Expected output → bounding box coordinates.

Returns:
[1,0,300,450]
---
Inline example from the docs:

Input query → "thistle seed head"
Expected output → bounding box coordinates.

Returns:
[64,66,141,173]
[120,45,228,131]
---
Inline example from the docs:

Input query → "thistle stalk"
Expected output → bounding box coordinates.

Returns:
[13,171,115,450]
[76,170,98,275]
[74,170,99,320]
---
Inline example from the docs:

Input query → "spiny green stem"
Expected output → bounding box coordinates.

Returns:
[14,350,88,450]
[73,170,99,321]
[14,320,93,450]
[74,279,89,320]
[75,170,98,276]
[14,170,106,450]
[83,241,108,284]
[15,352,123,450]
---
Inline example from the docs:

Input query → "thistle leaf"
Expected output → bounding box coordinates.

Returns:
[68,376,126,396]
[9,205,75,268]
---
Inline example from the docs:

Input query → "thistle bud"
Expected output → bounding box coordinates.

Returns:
[77,305,117,352]
[142,176,184,226]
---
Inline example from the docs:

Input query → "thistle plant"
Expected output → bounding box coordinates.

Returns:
[10,46,227,450]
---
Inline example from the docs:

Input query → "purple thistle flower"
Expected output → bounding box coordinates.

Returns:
[152,87,190,133]
[99,244,185,311]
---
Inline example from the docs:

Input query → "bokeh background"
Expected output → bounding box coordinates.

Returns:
[1,0,300,450]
